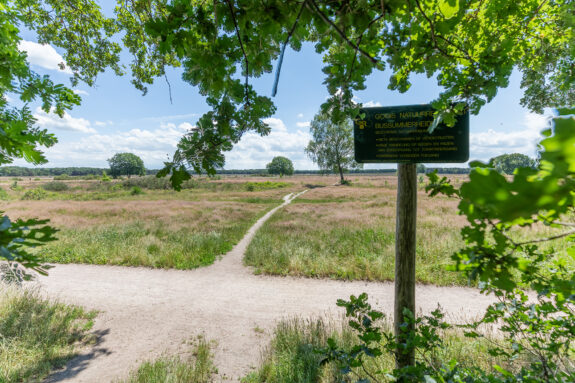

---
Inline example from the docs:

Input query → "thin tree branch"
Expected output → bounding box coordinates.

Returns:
[272,1,306,97]
[413,0,471,63]
[164,73,173,104]
[305,0,380,65]
[515,229,575,246]
[224,0,249,104]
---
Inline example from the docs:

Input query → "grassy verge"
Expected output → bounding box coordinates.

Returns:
[242,317,505,383]
[0,286,95,383]
[245,185,468,285]
[41,202,274,269]
[118,337,215,383]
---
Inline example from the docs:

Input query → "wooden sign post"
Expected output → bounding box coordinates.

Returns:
[354,104,469,369]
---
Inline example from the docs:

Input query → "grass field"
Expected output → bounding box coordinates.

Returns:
[242,316,508,383]
[244,175,469,285]
[118,337,215,383]
[1,176,302,269]
[0,286,95,383]
[3,174,571,283]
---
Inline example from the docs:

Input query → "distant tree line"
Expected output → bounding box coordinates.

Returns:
[0,166,474,177]
[0,166,159,177]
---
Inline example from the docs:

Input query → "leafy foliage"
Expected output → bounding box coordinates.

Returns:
[266,156,294,176]
[136,0,573,185]
[422,108,575,381]
[8,1,573,187]
[108,152,146,178]
[486,153,538,175]
[305,112,362,184]
[0,214,57,282]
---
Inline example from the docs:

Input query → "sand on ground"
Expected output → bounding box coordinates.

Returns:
[36,191,493,382]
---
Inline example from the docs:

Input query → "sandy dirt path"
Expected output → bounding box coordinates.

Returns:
[36,191,494,382]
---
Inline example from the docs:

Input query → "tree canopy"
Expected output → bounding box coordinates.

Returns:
[266,156,294,176]
[108,153,146,178]
[3,0,571,186]
[305,111,361,184]
[488,153,537,175]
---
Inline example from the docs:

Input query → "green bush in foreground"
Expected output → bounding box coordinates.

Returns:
[0,286,95,383]
[242,311,503,383]
[118,337,214,383]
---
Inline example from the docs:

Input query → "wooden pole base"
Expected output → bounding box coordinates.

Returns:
[394,163,417,369]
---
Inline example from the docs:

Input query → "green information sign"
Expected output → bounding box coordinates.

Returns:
[354,104,469,163]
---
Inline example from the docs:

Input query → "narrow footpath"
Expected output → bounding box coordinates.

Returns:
[38,191,493,382]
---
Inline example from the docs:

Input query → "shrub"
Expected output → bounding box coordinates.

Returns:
[41,181,69,192]
[21,188,48,200]
[122,176,171,190]
[130,186,144,195]
[0,187,8,200]
[244,181,289,192]
[53,174,71,180]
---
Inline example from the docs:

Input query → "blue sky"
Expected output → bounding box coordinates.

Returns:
[13,31,550,170]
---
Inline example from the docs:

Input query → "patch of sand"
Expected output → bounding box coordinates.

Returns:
[37,191,493,382]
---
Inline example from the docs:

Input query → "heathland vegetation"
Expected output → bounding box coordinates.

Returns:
[1,176,297,269]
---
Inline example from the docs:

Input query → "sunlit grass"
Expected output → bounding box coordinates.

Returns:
[117,337,215,383]
[245,184,468,285]
[40,202,273,268]
[0,285,95,383]
[242,316,510,383]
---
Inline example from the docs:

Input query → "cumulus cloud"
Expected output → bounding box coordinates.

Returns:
[225,118,314,169]
[43,122,190,167]
[73,89,89,96]
[18,40,72,74]
[363,100,382,108]
[34,107,96,134]
[470,112,550,161]
[296,121,310,128]
[297,113,304,118]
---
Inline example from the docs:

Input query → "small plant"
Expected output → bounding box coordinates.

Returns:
[119,336,215,382]
[21,188,48,200]
[130,186,144,195]
[0,187,8,200]
[9,181,21,191]
[41,181,69,192]
[101,171,111,182]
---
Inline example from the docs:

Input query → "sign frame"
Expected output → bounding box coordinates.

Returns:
[354,104,469,164]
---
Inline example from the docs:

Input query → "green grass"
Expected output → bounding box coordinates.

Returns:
[118,337,215,383]
[0,286,95,383]
[42,216,264,269]
[244,206,467,285]
[242,317,508,383]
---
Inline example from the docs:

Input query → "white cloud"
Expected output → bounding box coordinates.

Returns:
[18,40,72,74]
[470,112,550,161]
[296,121,310,128]
[225,118,314,169]
[363,100,382,108]
[297,113,304,118]
[43,122,190,168]
[34,107,96,134]
[73,89,89,96]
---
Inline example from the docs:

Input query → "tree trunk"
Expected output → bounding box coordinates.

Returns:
[394,163,417,369]
[338,163,344,184]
